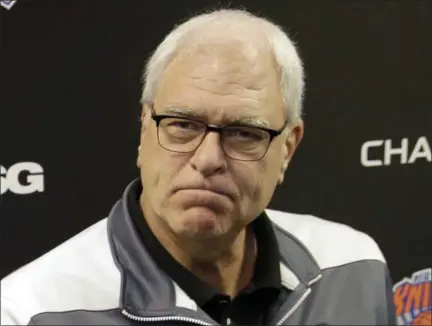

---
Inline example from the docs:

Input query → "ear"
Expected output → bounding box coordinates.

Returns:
[136,145,142,168]
[137,104,152,168]
[278,120,304,185]
[140,103,152,131]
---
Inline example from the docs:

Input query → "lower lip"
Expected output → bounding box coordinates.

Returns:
[178,189,227,198]
[176,189,230,206]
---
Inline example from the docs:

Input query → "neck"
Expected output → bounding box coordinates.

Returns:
[140,197,256,297]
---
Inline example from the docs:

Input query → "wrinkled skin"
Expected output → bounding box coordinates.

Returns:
[137,42,303,257]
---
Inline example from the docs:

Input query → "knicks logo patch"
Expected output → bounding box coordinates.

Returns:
[1,0,17,10]
[393,268,431,325]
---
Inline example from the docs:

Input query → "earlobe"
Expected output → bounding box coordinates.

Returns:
[278,160,289,185]
[136,145,142,168]
[278,174,284,185]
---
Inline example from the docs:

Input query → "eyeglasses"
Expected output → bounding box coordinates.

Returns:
[150,107,288,161]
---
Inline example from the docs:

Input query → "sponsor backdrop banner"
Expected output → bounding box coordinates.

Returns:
[1,1,430,324]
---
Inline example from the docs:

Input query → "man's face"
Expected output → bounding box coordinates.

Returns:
[138,43,303,240]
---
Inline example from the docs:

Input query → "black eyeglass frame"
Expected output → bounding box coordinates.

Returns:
[149,106,289,161]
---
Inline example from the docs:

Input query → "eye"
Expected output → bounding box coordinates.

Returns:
[225,127,266,141]
[166,119,203,131]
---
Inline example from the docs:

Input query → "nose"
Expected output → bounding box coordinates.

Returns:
[189,132,228,176]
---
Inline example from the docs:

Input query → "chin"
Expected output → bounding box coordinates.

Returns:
[174,207,231,239]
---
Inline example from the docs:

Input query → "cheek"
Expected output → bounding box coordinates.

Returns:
[231,163,266,212]
[232,164,260,197]
[139,144,188,201]
[140,131,167,185]
[232,157,280,204]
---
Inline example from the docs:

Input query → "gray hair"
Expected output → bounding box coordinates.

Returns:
[141,9,305,121]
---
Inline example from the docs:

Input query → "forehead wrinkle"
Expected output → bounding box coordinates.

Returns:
[186,58,272,91]
[185,71,268,90]
[183,78,266,101]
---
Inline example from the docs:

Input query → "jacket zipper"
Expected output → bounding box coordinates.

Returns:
[123,290,311,326]
[122,309,212,325]
[276,288,311,325]
[276,274,322,325]
[124,273,322,326]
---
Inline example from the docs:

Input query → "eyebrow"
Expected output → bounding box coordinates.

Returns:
[161,106,271,129]
[162,106,199,117]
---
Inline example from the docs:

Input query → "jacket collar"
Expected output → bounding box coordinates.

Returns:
[107,179,321,318]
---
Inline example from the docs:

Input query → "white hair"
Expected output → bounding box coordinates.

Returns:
[141,9,305,121]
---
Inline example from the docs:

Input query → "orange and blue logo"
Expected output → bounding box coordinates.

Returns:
[393,268,431,325]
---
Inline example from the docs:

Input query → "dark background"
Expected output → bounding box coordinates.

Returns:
[1,0,431,311]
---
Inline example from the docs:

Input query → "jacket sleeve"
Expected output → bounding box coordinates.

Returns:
[375,266,397,325]
[1,296,33,325]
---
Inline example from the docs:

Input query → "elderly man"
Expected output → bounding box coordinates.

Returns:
[1,9,396,326]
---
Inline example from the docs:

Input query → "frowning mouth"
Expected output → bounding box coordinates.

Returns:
[173,189,226,210]
[175,187,233,200]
